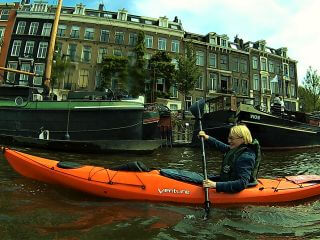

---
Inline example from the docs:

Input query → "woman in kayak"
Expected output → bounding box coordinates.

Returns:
[199,124,261,193]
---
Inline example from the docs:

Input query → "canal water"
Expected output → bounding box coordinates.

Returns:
[1,146,320,239]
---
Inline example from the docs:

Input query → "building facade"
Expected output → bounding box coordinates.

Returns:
[1,1,299,111]
[53,3,184,96]
[0,2,19,84]
[4,1,54,86]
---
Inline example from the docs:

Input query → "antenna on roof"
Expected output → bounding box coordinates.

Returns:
[98,0,105,11]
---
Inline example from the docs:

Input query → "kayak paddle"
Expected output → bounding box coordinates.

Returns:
[190,99,210,219]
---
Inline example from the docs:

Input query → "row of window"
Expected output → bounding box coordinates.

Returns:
[55,42,179,65]
[183,73,296,97]
[252,74,296,97]
[15,21,52,36]
[186,74,255,96]
[252,56,294,77]
[196,51,249,73]
[6,60,90,89]
[11,40,48,58]
[57,25,180,52]
[6,61,44,86]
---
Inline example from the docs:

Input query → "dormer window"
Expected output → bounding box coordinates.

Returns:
[74,3,85,15]
[131,17,140,23]
[0,9,10,20]
[221,38,227,47]
[117,9,128,21]
[282,49,287,58]
[283,52,287,58]
[258,41,266,51]
[159,17,168,28]
[31,2,48,12]
[210,37,216,45]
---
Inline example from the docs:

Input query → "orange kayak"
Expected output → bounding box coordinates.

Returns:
[3,147,320,205]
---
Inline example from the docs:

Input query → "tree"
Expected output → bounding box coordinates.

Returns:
[303,66,320,112]
[100,55,128,93]
[129,31,146,97]
[298,86,315,112]
[173,42,201,114]
[149,51,176,102]
[51,53,73,89]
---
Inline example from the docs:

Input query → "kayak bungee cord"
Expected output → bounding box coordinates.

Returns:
[1,147,146,187]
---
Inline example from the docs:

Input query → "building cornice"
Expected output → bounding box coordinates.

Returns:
[17,11,55,20]
[60,14,185,38]
[248,47,297,63]
[184,38,249,55]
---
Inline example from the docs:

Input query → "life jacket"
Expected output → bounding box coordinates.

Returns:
[219,139,261,185]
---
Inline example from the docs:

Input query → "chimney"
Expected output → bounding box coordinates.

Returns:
[99,3,104,11]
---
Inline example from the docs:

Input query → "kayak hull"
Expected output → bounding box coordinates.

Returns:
[3,148,320,205]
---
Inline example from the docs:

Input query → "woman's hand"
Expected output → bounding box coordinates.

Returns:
[198,131,209,140]
[203,179,216,188]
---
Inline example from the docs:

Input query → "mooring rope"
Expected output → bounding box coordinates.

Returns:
[0,121,142,133]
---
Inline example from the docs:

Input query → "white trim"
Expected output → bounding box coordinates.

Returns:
[241,120,317,134]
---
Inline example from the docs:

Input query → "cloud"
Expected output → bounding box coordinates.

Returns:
[132,0,320,84]
[6,0,320,84]
[268,0,320,82]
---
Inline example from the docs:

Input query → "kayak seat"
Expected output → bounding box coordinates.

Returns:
[110,161,150,172]
[57,161,83,169]
[160,169,203,184]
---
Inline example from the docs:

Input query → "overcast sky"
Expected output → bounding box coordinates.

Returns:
[6,0,320,85]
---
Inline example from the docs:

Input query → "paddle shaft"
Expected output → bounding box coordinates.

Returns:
[197,102,210,217]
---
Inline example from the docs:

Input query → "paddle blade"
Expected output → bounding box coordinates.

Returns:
[190,99,206,119]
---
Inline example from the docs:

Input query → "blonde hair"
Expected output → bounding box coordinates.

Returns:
[230,124,252,144]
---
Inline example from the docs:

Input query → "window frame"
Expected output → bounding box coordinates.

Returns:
[209,53,217,68]
[57,24,67,37]
[100,29,110,42]
[145,35,153,48]
[16,21,26,34]
[84,28,94,40]
[158,37,167,51]
[97,48,107,63]
[29,22,39,35]
[171,40,179,53]
[6,61,18,83]
[24,41,35,56]
[70,26,80,39]
[41,23,52,36]
[78,69,89,88]
[196,51,204,66]
[67,43,77,62]
[115,32,124,44]
[37,42,48,58]
[129,33,138,46]
[19,62,31,85]
[81,45,92,63]
[11,40,22,56]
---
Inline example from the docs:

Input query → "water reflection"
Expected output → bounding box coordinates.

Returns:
[1,146,320,239]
